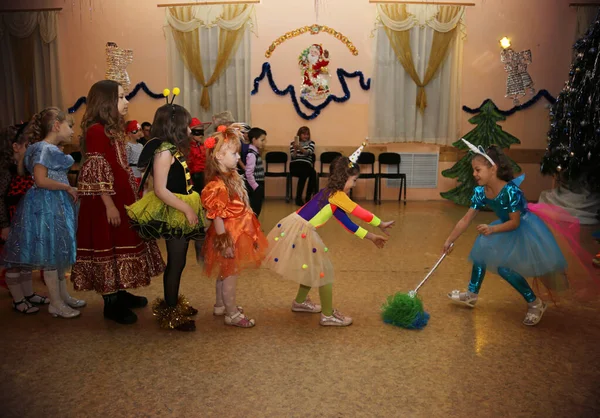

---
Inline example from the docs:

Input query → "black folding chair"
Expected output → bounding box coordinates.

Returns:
[376,152,406,205]
[350,151,377,201]
[318,151,342,179]
[316,151,342,192]
[264,151,291,202]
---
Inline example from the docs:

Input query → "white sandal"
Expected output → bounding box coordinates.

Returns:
[447,289,478,308]
[224,311,255,328]
[523,300,547,326]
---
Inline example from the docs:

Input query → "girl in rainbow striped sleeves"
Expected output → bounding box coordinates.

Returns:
[264,144,394,326]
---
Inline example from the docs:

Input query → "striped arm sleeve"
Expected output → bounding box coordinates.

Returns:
[332,206,368,239]
[329,191,381,226]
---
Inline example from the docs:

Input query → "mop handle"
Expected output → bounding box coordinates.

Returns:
[413,244,453,294]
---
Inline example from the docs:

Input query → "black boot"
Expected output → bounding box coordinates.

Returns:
[103,293,137,324]
[117,290,148,309]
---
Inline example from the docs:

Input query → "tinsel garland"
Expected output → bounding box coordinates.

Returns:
[68,81,164,114]
[152,295,196,329]
[67,76,554,119]
[463,89,556,116]
[251,62,370,120]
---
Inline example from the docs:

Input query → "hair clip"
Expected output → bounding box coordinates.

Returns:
[217,125,227,133]
[460,138,496,166]
[204,137,216,149]
[162,87,180,105]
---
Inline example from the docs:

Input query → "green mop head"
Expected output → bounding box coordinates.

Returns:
[381,292,430,329]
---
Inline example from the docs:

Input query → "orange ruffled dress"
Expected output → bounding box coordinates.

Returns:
[201,178,267,278]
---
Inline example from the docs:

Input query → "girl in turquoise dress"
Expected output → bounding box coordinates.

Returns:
[443,142,570,326]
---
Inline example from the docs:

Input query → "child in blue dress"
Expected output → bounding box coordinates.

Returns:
[2,107,84,318]
[443,141,570,326]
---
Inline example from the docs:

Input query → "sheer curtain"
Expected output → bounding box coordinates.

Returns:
[368,5,464,145]
[0,11,62,126]
[164,5,255,124]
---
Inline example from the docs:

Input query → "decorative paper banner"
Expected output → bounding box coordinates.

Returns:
[501,47,535,105]
[299,44,331,101]
[462,90,556,116]
[265,24,358,58]
[251,62,370,120]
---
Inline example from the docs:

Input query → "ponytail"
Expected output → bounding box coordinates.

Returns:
[24,107,67,144]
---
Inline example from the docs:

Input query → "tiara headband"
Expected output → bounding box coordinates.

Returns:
[461,138,496,166]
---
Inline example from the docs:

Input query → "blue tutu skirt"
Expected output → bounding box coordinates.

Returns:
[2,188,77,271]
[469,212,569,291]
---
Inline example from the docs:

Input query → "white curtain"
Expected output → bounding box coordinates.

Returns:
[0,11,62,127]
[164,5,255,124]
[368,5,464,145]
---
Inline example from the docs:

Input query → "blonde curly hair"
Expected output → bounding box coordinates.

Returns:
[204,123,250,208]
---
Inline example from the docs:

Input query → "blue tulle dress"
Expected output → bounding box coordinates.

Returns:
[1,141,77,271]
[468,175,569,291]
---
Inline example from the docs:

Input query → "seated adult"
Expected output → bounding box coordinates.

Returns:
[289,126,317,206]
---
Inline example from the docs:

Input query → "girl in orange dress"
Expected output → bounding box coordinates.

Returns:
[201,124,267,328]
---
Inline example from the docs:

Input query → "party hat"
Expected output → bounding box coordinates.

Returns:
[349,142,367,166]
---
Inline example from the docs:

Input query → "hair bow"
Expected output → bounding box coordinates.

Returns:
[204,136,216,149]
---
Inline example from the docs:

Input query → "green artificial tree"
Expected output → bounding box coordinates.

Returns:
[441,100,521,206]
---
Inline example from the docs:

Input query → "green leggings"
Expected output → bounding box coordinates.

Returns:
[295,283,333,316]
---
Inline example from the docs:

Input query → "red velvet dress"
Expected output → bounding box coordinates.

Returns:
[71,124,165,293]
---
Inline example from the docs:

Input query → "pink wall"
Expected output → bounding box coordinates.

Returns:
[8,0,588,200]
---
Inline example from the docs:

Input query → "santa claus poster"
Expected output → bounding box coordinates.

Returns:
[298,43,331,101]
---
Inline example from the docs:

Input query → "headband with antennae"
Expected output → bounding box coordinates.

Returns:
[162,87,181,105]
[461,138,496,166]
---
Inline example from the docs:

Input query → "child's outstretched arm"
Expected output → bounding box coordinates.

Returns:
[332,209,389,248]
[329,191,394,236]
[443,208,478,253]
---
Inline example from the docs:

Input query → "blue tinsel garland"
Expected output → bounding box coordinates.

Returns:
[462,89,556,116]
[68,81,164,114]
[67,71,556,119]
[250,62,371,120]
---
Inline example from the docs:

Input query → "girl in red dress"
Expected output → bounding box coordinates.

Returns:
[71,80,165,325]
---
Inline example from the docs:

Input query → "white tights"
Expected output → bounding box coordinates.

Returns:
[215,276,239,316]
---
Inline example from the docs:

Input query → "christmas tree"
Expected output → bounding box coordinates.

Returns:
[541,13,600,192]
[441,100,521,206]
